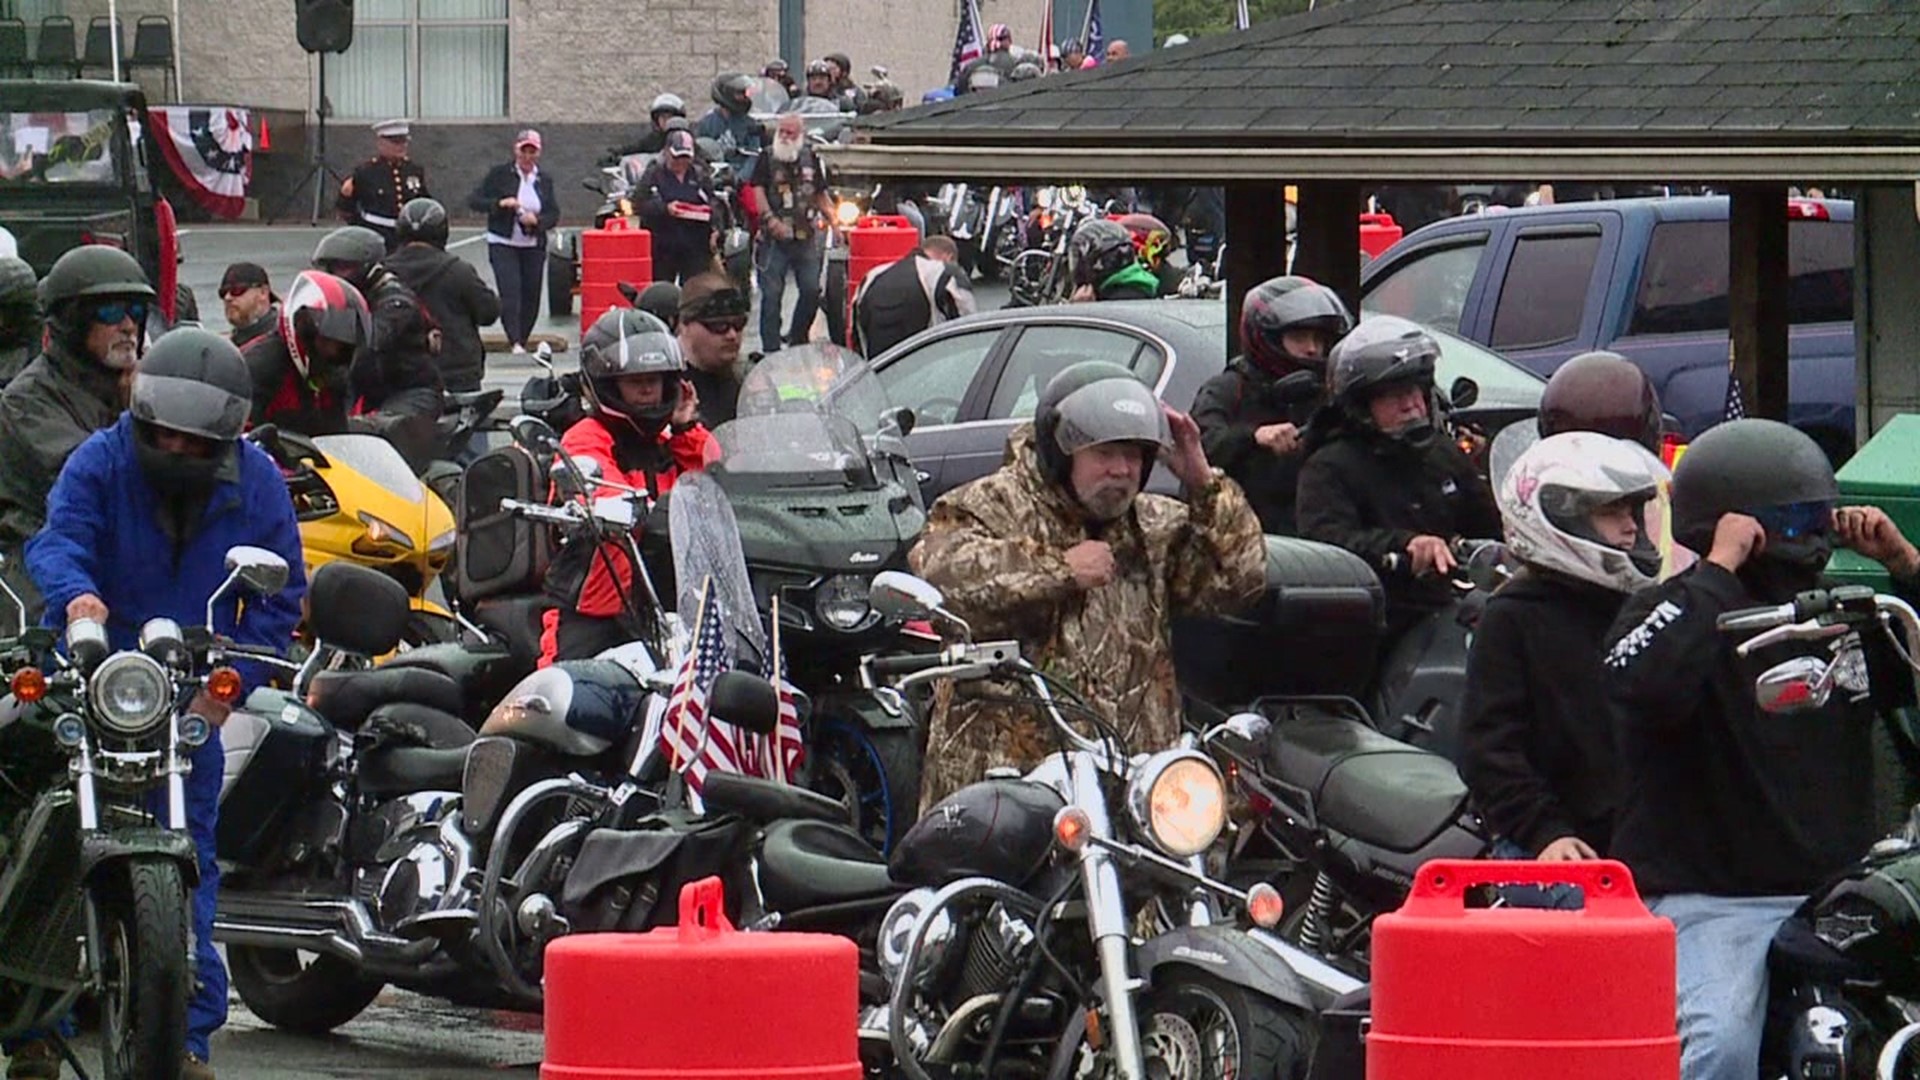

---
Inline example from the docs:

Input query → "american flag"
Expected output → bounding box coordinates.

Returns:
[1081,0,1104,61]
[1724,371,1747,421]
[737,605,806,784]
[658,579,745,795]
[950,0,986,85]
[1038,0,1056,71]
[1235,0,1251,30]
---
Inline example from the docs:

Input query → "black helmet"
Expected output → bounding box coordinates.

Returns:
[581,307,684,435]
[1539,350,1662,453]
[649,92,686,119]
[131,328,251,442]
[1068,218,1138,289]
[635,282,682,330]
[39,244,155,310]
[312,225,386,287]
[1328,315,1441,447]
[764,58,790,77]
[395,197,450,249]
[1240,275,1353,376]
[281,270,372,379]
[1669,418,1838,568]
[711,73,756,115]
[1033,360,1171,491]
[805,59,833,79]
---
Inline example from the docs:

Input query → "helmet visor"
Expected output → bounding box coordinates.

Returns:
[1753,500,1835,542]
[131,372,250,442]
[1051,379,1172,457]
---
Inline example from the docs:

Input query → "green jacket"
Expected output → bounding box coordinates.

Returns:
[1096,261,1163,301]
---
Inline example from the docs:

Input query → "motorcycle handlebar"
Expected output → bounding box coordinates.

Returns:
[869,653,947,677]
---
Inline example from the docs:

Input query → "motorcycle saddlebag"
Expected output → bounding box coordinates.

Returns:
[559,810,752,932]
[457,443,551,601]
[217,688,333,865]
[1774,849,1920,994]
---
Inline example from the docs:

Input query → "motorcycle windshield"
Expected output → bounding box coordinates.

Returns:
[667,471,768,675]
[312,434,423,503]
[706,345,900,491]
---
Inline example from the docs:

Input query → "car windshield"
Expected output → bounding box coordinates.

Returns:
[708,345,895,487]
[0,109,120,185]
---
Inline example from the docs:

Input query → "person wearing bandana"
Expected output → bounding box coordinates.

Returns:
[748,113,834,355]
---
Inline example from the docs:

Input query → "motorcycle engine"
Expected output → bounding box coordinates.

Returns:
[353,795,472,932]
[954,902,1036,1007]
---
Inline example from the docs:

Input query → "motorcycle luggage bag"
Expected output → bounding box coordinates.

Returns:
[457,443,552,601]
[560,811,752,932]
[218,688,332,865]
[1262,702,1468,855]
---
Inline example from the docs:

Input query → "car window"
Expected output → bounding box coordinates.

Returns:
[1362,238,1487,333]
[873,329,1001,427]
[987,325,1157,420]
[1629,219,1856,335]
[1489,231,1601,350]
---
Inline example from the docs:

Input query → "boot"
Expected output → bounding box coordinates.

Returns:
[3,1040,61,1080]
[180,1052,215,1080]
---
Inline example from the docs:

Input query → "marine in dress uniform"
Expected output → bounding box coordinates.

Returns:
[337,118,431,251]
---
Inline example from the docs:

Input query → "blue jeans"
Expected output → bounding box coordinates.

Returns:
[1489,838,1584,910]
[756,235,823,354]
[1649,893,1800,1080]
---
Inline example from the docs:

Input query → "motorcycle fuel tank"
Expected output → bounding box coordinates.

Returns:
[889,778,1065,889]
[481,658,654,759]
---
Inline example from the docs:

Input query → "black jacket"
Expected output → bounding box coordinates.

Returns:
[243,329,350,438]
[0,342,123,552]
[467,163,561,244]
[1604,563,1918,898]
[1295,422,1500,633]
[1459,570,1627,856]
[635,158,718,258]
[383,244,502,392]
[1192,358,1324,535]
[853,253,967,359]
[686,362,746,429]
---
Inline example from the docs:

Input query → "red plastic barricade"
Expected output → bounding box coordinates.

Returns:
[541,877,860,1080]
[579,220,652,337]
[844,214,919,348]
[1367,859,1678,1080]
[1359,212,1403,259]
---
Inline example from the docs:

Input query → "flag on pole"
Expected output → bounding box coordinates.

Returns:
[950,0,986,85]
[769,599,805,782]
[1724,373,1747,421]
[658,578,746,795]
[1235,0,1251,31]
[1039,0,1057,70]
[1081,0,1104,62]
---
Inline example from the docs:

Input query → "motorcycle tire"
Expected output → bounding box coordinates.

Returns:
[1134,971,1315,1080]
[95,859,189,1080]
[809,718,921,855]
[546,252,575,318]
[228,946,384,1035]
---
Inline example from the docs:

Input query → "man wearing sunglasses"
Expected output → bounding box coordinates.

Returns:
[676,272,750,427]
[0,245,155,621]
[1603,418,1920,1080]
[219,262,278,350]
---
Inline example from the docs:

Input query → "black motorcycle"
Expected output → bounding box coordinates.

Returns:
[0,545,293,1078]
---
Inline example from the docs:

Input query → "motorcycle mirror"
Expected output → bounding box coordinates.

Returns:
[1448,376,1480,411]
[1755,656,1834,714]
[709,670,780,735]
[0,553,24,637]
[870,571,944,621]
[617,281,642,305]
[1273,370,1323,405]
[880,406,916,438]
[1220,711,1272,746]
[582,176,607,194]
[225,546,291,597]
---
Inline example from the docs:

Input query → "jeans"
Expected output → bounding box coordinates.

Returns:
[488,242,546,347]
[1489,838,1584,910]
[1649,893,1801,1080]
[755,235,823,354]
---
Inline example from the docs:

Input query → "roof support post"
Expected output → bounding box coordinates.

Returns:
[1224,180,1290,358]
[1853,183,1920,441]
[1728,181,1790,423]
[1292,179,1362,317]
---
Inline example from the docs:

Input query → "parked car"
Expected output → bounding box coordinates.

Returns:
[870,299,1544,505]
[1359,195,1856,461]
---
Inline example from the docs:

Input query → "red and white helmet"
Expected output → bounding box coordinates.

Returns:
[278,270,371,379]
[1498,430,1668,593]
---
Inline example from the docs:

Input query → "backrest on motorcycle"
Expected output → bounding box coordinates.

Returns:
[457,443,553,601]
[1174,536,1383,705]
[307,666,465,733]
[309,561,410,657]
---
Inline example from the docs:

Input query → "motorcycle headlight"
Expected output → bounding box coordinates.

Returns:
[428,528,457,554]
[815,574,877,632]
[1127,749,1227,858]
[88,651,174,738]
[357,510,416,551]
[834,200,862,228]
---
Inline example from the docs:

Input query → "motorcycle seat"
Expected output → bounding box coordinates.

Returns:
[702,771,848,827]
[446,389,503,410]
[309,667,465,732]
[757,818,896,911]
[359,744,471,796]
[1267,710,1467,854]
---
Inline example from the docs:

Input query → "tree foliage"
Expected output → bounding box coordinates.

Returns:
[1153,0,1313,45]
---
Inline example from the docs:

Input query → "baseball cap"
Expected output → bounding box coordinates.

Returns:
[219,262,273,298]
[666,130,695,158]
[515,128,542,150]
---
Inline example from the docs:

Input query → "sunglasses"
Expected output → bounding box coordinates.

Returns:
[90,300,148,326]
[219,284,262,299]
[1752,500,1835,540]
[696,317,747,335]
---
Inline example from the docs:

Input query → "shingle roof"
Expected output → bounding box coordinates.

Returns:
[860,0,1920,147]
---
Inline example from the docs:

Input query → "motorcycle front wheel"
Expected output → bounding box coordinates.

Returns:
[95,859,189,1080]
[808,719,920,854]
[228,946,384,1035]
[1128,971,1315,1080]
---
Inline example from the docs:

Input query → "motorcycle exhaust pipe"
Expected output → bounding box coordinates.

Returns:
[215,920,365,964]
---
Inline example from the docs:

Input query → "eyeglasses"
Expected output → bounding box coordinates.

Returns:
[696,317,747,335]
[219,284,261,300]
[90,300,148,326]
[1753,500,1835,541]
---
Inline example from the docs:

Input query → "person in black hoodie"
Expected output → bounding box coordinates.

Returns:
[1460,430,1667,867]
[1296,316,1500,639]
[1603,418,1920,1080]
[634,130,719,285]
[383,198,501,393]
[1193,276,1351,535]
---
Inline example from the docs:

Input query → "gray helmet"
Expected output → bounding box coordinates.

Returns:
[131,328,252,442]
[581,307,684,434]
[1068,218,1138,289]
[39,244,156,310]
[1328,315,1441,446]
[649,92,686,118]
[0,256,36,304]
[395,197,449,248]
[1033,360,1171,486]
[312,226,386,283]
[1009,61,1043,81]
[1669,418,1838,565]
[635,282,682,329]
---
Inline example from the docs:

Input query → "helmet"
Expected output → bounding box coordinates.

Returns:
[664,116,693,135]
[130,328,252,443]
[986,22,1012,47]
[1033,360,1171,489]
[1059,37,1083,55]
[965,65,1003,92]
[1328,315,1441,447]
[1539,350,1662,453]
[649,92,686,119]
[764,59,789,77]
[0,256,36,304]
[1499,431,1666,593]
[580,307,683,435]
[280,270,372,380]
[868,80,904,110]
[805,59,832,79]
[39,244,155,310]
[1239,275,1353,376]
[711,73,755,115]
[1163,32,1190,46]
[1668,418,1838,569]
[1116,213,1174,271]
[395,197,449,249]
[635,281,681,329]
[312,225,386,287]
[1068,218,1138,288]
[1008,61,1043,81]
[824,52,851,76]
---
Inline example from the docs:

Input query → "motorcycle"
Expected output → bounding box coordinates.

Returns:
[1007,185,1100,309]
[706,346,929,852]
[853,570,1359,1079]
[0,545,292,1077]
[694,137,755,292]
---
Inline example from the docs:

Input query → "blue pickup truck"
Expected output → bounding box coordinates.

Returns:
[1359,196,1856,460]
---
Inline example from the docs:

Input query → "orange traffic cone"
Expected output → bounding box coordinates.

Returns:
[258,116,271,151]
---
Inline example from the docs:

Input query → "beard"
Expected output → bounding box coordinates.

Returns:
[99,336,140,371]
[772,132,803,163]
[1076,478,1140,523]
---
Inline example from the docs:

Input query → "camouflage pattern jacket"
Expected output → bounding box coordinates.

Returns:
[908,425,1265,811]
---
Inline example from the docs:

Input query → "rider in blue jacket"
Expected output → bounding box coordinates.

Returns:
[22,328,305,1080]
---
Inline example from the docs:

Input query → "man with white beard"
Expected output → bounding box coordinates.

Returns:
[748,112,834,354]
[0,245,155,621]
